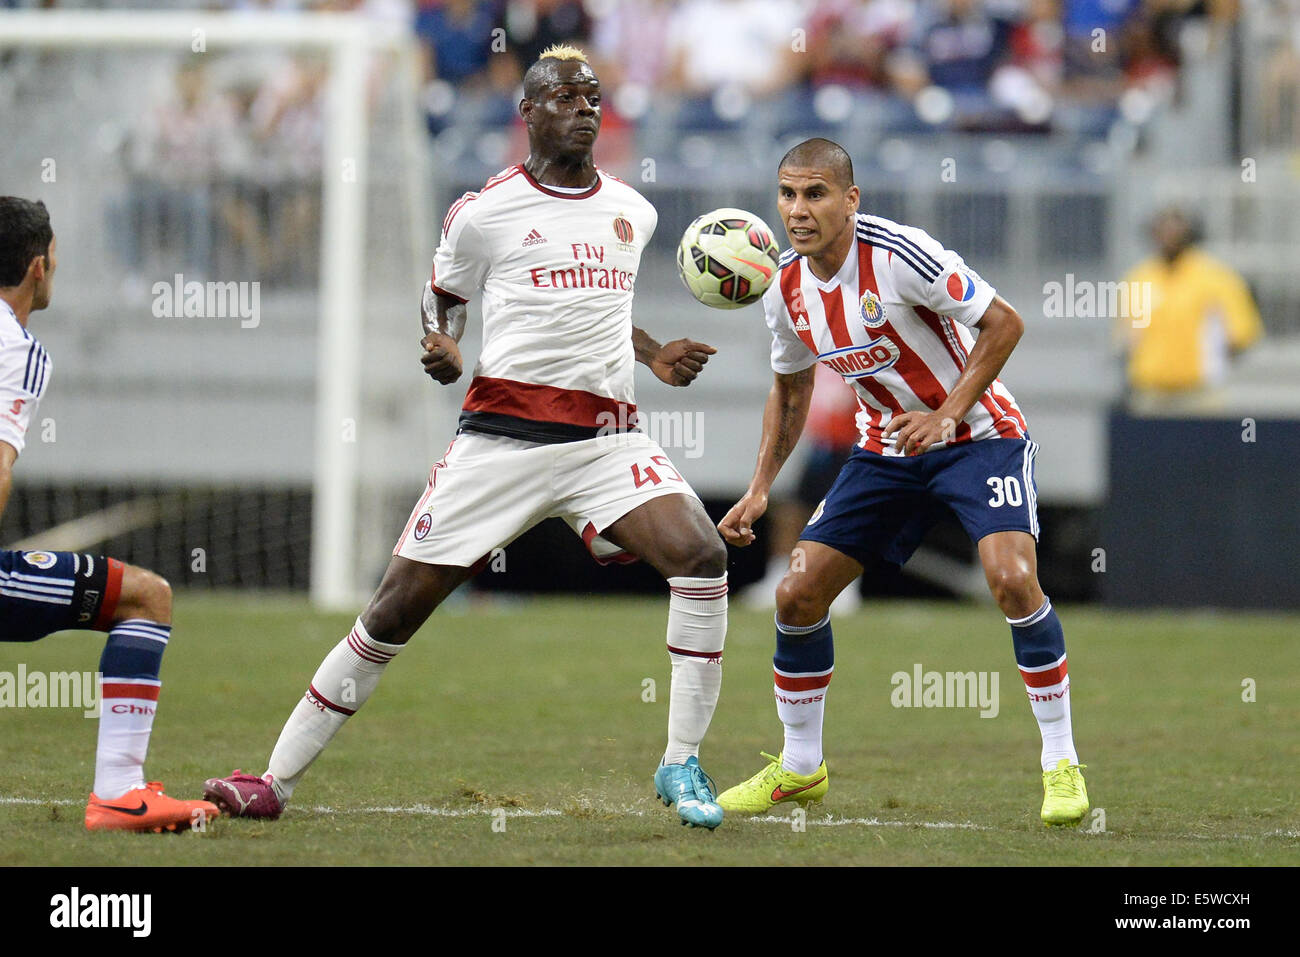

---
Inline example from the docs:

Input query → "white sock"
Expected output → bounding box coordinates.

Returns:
[265,619,403,804]
[94,619,169,799]
[662,575,727,766]
[1029,678,1077,770]
[93,684,158,799]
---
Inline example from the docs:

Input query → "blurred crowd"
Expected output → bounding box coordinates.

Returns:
[406,0,1232,140]
[3,0,1279,287]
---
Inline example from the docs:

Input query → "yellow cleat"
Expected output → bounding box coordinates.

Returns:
[1041,759,1089,826]
[717,751,828,815]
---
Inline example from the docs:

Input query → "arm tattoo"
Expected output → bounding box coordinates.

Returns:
[421,281,467,341]
[771,368,815,466]
[773,402,800,463]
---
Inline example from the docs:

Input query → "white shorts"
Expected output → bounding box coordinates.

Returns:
[393,430,700,568]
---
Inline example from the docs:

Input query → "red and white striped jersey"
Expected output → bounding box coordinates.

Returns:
[762,212,1027,455]
[431,164,657,443]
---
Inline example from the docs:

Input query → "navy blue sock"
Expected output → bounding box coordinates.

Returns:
[773,614,834,774]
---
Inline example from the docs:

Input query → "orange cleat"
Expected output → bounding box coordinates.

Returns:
[85,781,220,833]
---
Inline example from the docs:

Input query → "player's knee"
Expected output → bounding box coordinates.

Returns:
[116,566,172,625]
[662,533,727,579]
[690,535,728,579]
[775,572,826,627]
[986,563,1036,611]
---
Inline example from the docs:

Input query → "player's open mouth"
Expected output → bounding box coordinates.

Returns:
[789,227,816,241]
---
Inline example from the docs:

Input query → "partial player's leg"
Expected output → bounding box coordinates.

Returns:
[977,530,1087,825]
[86,560,224,831]
[598,491,729,828]
[204,557,470,819]
[0,549,218,831]
[719,448,933,814]
[935,437,1086,825]
[206,433,548,819]
[718,541,860,814]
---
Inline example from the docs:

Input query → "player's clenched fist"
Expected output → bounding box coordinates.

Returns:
[652,338,716,387]
[717,489,768,546]
[421,332,463,384]
[883,410,956,456]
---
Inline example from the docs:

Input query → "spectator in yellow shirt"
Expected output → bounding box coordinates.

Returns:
[1120,208,1263,411]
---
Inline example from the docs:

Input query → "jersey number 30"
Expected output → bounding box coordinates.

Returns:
[987,475,1024,508]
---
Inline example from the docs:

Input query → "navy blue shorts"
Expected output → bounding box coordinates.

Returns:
[800,438,1040,567]
[0,550,124,642]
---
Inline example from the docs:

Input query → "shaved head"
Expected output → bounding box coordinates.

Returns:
[778,138,854,190]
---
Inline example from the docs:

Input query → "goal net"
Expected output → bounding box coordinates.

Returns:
[0,9,446,609]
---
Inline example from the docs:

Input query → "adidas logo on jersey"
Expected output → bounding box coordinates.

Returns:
[793,315,811,331]
[522,229,547,247]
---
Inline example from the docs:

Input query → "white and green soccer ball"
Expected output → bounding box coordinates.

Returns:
[676,207,781,309]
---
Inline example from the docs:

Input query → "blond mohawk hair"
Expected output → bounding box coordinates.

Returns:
[537,43,588,63]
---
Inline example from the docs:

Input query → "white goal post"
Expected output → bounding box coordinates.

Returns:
[0,10,435,610]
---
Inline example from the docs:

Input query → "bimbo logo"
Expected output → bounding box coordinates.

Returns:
[818,338,900,379]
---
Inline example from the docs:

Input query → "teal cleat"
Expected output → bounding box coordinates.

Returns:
[654,756,724,829]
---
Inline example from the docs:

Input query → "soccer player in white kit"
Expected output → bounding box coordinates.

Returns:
[205,46,730,828]
[0,197,219,832]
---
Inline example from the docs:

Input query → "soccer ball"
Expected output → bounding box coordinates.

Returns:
[676,207,781,309]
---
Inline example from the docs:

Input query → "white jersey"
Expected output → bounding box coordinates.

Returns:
[430,164,657,442]
[763,212,1027,455]
[0,299,52,456]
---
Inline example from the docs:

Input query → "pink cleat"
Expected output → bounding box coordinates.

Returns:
[202,769,284,820]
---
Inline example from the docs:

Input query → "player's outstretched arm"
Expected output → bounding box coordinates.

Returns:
[420,281,467,385]
[885,295,1024,455]
[718,366,816,546]
[632,326,716,387]
[0,440,17,527]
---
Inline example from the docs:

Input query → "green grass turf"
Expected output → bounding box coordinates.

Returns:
[1,593,1296,865]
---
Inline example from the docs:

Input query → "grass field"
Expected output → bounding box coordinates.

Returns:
[1,593,1297,866]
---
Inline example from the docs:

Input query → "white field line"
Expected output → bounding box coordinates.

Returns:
[2,796,1296,839]
[0,795,980,829]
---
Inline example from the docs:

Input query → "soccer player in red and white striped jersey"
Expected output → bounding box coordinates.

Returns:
[716,139,1088,826]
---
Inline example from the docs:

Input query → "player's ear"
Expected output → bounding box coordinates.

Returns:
[519,97,532,124]
[846,185,860,212]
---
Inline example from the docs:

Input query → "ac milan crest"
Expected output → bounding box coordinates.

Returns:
[613,216,634,244]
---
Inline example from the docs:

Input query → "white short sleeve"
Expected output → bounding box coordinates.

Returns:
[763,282,817,375]
[880,221,996,328]
[430,193,490,303]
[0,337,51,457]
